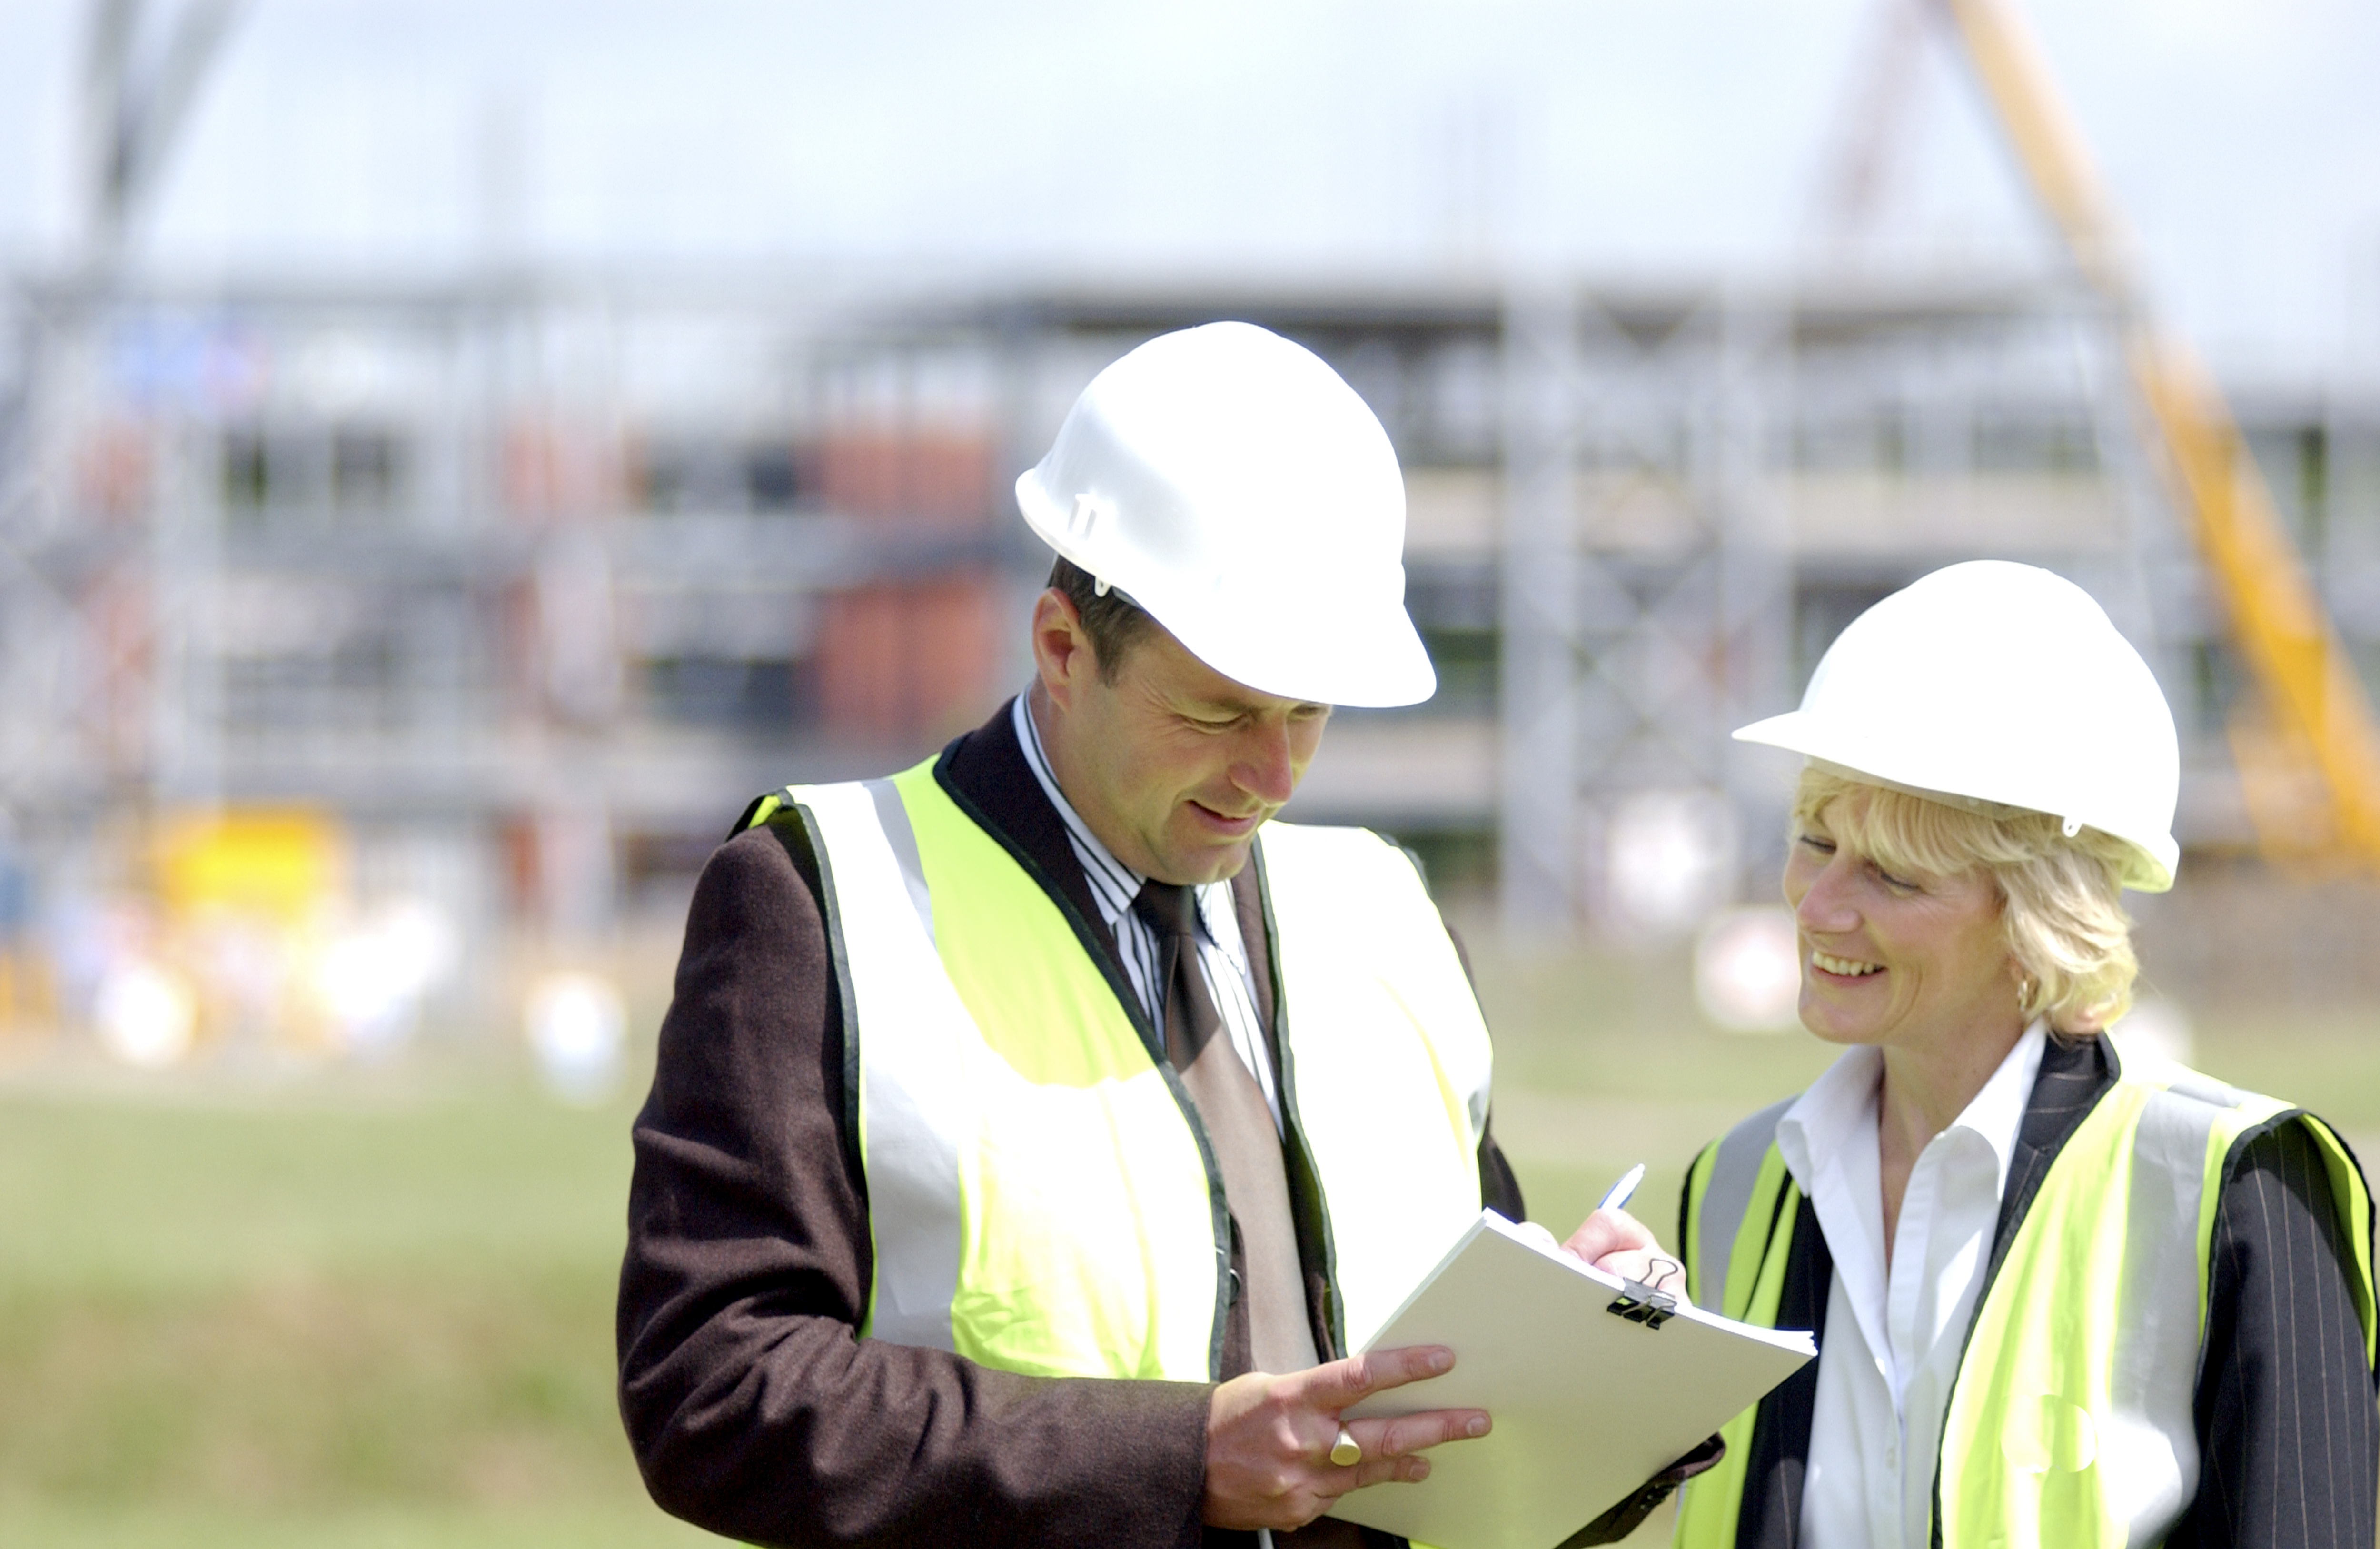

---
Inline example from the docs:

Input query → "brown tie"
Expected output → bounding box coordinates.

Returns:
[1133,880,1319,1378]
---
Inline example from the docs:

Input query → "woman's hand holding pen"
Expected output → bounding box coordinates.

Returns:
[1563,1208,1665,1284]
[1562,1162,1677,1289]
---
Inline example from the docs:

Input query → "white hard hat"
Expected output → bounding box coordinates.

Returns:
[1016,321,1435,708]
[1733,561,2182,892]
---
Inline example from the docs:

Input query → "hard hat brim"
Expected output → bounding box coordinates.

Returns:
[1161,596,1438,709]
[1733,711,2178,893]
[1020,474,1437,708]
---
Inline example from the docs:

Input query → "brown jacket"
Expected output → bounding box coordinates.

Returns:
[617,701,1547,1548]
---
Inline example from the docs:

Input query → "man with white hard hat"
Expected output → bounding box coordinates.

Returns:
[618,323,1703,1547]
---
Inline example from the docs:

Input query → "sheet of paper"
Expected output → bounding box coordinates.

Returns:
[1328,1211,1815,1549]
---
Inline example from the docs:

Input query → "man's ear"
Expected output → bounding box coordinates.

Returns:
[1031,588,1099,715]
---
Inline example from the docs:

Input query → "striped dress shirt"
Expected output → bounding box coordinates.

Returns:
[1012,693,1283,1132]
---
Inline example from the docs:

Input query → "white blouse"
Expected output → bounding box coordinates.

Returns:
[1774,1021,2048,1549]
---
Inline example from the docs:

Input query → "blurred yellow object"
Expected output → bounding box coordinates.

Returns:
[1941,0,2380,871]
[0,947,54,1039]
[155,809,343,923]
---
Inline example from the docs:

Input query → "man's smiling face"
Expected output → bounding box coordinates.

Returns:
[1030,589,1330,885]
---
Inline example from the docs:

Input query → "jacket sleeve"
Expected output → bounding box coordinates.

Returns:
[1479,1118,1527,1222]
[616,823,1213,1549]
[2170,1117,2378,1549]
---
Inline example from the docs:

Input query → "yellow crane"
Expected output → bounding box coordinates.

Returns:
[1937,0,2380,867]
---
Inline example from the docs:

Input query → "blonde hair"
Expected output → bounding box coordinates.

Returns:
[1791,765,2140,1034]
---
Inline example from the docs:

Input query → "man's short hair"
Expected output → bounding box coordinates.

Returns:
[1047,556,1157,682]
[1792,765,2141,1035]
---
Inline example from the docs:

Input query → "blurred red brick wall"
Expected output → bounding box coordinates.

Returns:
[816,433,993,527]
[817,576,1000,745]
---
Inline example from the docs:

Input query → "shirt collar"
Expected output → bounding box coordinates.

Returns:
[1775,1042,1883,1200]
[1776,1018,2048,1205]
[1959,1018,2048,1200]
[1012,693,1144,925]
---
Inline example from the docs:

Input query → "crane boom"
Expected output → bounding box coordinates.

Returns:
[1937,0,2380,865]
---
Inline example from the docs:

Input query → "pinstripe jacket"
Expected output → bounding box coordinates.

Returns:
[1697,1034,2379,1549]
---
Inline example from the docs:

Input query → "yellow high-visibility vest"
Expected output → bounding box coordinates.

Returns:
[1672,1059,2376,1549]
[747,757,1489,1379]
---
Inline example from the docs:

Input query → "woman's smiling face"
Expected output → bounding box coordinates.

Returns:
[1782,790,2021,1055]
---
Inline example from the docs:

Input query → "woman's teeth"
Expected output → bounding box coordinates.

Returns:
[1812,951,1883,978]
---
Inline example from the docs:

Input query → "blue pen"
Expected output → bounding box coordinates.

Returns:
[1597,1162,1647,1214]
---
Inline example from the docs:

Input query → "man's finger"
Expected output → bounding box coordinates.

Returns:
[1295,1345,1454,1410]
[1351,1408,1491,1460]
[1321,1450,1432,1497]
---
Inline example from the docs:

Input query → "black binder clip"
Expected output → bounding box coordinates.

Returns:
[1606,1279,1678,1329]
[1606,1257,1684,1329]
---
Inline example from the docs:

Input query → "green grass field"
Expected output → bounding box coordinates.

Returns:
[3,931,2376,1547]
[0,1072,718,1547]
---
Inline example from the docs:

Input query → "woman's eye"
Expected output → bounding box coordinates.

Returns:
[1874,867,1917,891]
[1796,834,1835,855]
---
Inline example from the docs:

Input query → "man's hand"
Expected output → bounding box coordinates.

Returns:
[1201,1346,1489,1531]
[1563,1207,1675,1289]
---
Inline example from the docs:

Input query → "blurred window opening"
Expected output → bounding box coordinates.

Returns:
[1973,413,2098,475]
[221,427,268,511]
[1793,580,1899,699]
[331,427,403,515]
[221,423,409,524]
[641,655,807,734]
[1405,566,1500,721]
[745,444,803,509]
[2294,426,2328,561]
[1416,626,1498,718]
[2192,639,2247,738]
[1794,413,1907,475]
[631,437,808,514]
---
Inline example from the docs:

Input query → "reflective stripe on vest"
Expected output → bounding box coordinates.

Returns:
[1673,1103,1805,1549]
[1258,819,1489,1351]
[772,761,1490,1380]
[1673,1056,2378,1549]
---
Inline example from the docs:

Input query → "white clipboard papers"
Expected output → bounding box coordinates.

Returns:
[1326,1210,1815,1549]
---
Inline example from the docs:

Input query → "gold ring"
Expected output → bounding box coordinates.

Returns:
[1329,1427,1362,1467]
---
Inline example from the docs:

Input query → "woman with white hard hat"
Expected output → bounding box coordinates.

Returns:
[1670,561,2378,1549]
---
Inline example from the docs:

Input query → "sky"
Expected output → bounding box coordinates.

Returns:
[1,0,2377,384]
